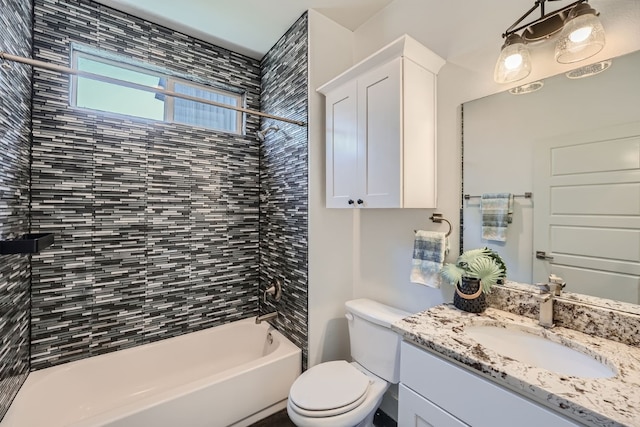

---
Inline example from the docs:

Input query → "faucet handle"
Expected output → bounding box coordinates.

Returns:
[549,274,564,284]
[263,279,282,303]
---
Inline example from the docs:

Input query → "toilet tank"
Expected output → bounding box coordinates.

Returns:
[345,299,410,383]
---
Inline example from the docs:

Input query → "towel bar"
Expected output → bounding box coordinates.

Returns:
[464,192,532,200]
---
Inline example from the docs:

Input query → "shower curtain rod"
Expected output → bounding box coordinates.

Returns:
[0,51,307,127]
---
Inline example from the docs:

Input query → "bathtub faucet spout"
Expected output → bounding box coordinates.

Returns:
[255,311,278,324]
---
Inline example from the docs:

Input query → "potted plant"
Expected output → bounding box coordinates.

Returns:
[440,248,506,313]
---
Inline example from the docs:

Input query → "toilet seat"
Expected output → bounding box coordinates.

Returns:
[287,362,390,427]
[289,361,371,418]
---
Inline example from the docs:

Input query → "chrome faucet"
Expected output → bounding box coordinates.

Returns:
[537,292,555,328]
[547,274,566,296]
[536,275,566,328]
[255,311,278,324]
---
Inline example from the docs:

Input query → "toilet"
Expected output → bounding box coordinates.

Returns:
[287,299,410,427]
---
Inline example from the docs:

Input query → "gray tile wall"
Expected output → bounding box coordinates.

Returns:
[0,0,33,418]
[259,14,309,369]
[30,0,263,369]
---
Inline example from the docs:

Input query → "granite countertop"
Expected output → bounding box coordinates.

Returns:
[393,305,640,427]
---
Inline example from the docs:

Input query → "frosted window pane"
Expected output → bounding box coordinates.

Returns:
[173,82,239,133]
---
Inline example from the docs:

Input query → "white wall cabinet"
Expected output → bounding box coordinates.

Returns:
[399,342,583,427]
[318,35,445,209]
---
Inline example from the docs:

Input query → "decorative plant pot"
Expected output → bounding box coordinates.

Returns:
[453,277,487,313]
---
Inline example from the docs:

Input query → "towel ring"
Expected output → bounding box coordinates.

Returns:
[429,213,452,237]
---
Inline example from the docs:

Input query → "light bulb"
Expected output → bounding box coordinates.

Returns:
[569,26,593,43]
[504,53,523,70]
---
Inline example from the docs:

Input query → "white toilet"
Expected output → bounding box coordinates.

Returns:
[287,299,410,427]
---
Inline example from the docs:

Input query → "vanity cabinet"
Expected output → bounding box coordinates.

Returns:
[318,35,445,209]
[399,341,583,427]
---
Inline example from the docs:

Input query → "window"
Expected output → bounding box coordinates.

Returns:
[74,55,165,121]
[71,50,244,134]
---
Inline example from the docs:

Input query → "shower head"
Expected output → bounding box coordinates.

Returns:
[257,125,280,141]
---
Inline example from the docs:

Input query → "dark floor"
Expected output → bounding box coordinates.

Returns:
[249,409,397,427]
[248,409,295,427]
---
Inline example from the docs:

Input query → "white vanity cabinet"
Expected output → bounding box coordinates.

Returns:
[399,341,583,427]
[318,35,445,209]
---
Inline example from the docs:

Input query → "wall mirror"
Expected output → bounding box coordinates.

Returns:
[462,49,640,307]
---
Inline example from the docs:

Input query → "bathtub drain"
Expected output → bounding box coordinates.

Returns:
[267,332,273,345]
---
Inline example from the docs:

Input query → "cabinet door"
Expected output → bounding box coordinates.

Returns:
[399,384,470,427]
[357,57,402,208]
[325,81,358,208]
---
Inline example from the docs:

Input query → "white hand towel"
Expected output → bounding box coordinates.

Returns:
[481,193,513,242]
[410,230,448,288]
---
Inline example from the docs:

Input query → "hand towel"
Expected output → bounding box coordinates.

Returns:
[410,230,448,288]
[481,193,513,242]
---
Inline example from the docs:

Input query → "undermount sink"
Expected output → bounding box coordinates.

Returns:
[464,324,616,378]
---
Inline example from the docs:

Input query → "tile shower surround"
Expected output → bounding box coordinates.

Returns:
[259,14,309,369]
[29,0,309,371]
[0,0,33,419]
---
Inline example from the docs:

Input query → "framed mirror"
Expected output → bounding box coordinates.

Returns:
[462,49,640,305]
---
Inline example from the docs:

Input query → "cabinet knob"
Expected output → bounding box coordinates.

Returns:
[357,199,364,205]
[348,199,355,205]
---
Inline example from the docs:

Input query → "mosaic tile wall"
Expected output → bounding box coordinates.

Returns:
[0,0,33,418]
[30,0,263,369]
[259,14,309,369]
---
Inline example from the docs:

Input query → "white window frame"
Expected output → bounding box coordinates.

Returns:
[70,50,245,135]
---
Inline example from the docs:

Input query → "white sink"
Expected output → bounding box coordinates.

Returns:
[464,324,616,378]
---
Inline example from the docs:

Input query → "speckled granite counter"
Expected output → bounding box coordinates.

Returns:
[393,305,640,427]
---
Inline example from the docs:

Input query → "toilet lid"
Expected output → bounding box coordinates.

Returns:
[289,361,371,414]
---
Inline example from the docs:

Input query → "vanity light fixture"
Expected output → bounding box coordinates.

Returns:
[494,0,606,84]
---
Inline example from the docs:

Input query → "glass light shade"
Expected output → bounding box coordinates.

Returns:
[494,35,532,84]
[555,12,605,64]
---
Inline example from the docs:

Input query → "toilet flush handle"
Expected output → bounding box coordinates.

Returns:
[345,313,354,322]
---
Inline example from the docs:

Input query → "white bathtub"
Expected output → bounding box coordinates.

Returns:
[2,318,301,427]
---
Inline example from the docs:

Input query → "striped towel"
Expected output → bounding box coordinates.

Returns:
[410,230,449,288]
[481,193,513,242]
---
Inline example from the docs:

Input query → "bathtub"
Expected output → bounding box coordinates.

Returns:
[2,317,301,427]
